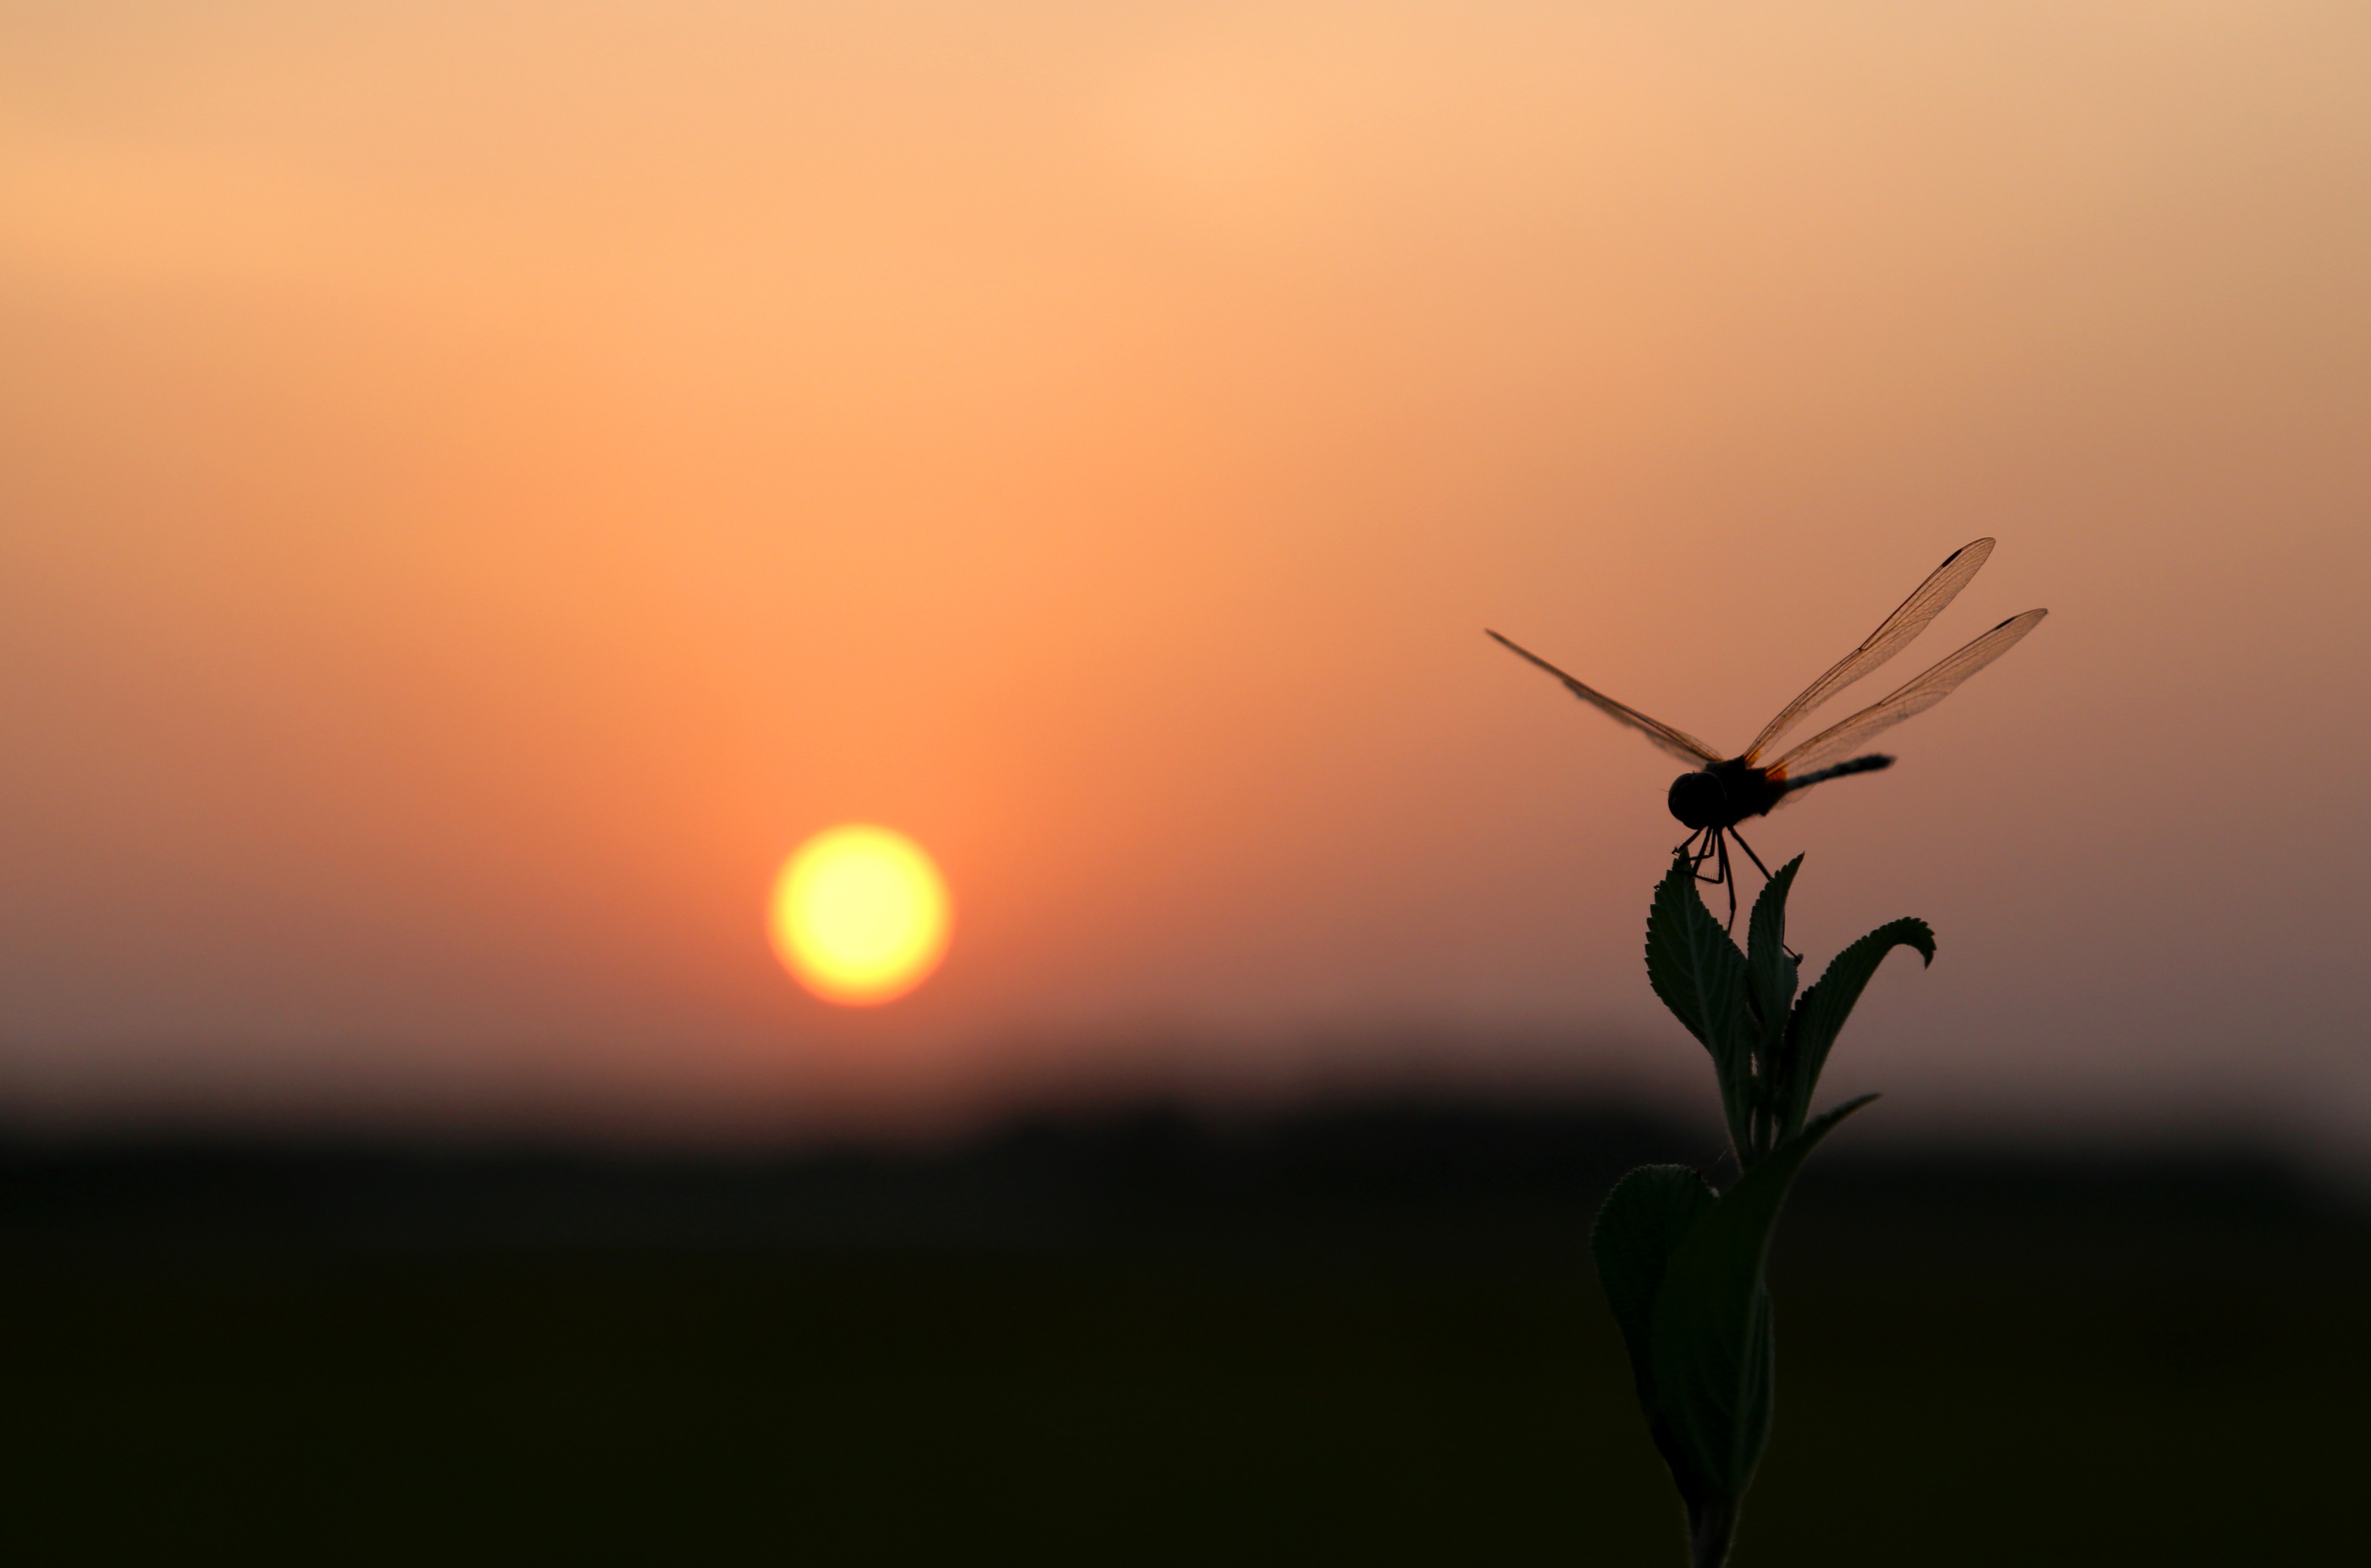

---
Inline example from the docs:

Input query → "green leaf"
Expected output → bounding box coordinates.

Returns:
[1780,919,1935,1139]
[1646,1096,1876,1518]
[1590,1164,1718,1413]
[1742,857,1803,1157]
[1646,855,1754,1157]
[1591,1164,1722,1524]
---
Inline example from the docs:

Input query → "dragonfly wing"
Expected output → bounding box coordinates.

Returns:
[1487,630,1722,766]
[1740,538,1997,765]
[1770,608,2047,777]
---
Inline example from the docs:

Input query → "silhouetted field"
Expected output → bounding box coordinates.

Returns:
[0,1099,2360,1564]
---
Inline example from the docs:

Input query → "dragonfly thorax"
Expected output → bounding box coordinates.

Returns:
[1667,759,1786,831]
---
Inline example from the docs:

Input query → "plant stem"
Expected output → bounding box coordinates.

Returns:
[1689,1499,1738,1568]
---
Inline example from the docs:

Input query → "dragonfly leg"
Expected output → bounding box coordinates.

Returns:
[1687,827,1724,884]
[1718,832,1738,929]
[1729,827,1776,883]
[1728,827,1803,960]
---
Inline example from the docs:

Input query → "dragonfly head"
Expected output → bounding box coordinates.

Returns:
[1667,769,1731,830]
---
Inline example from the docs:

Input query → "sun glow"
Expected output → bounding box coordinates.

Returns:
[768,826,952,1006]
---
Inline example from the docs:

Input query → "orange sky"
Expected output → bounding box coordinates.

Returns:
[3,2,2367,1146]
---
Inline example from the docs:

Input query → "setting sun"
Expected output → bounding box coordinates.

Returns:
[768,826,952,1007]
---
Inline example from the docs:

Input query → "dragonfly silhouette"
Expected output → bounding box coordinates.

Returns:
[1490,538,2046,925]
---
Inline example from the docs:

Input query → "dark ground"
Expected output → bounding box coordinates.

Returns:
[0,1099,2360,1565]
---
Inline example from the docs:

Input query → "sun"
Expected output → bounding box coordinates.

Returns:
[767,825,952,1006]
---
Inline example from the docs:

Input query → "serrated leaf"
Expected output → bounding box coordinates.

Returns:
[1646,1096,1876,1517]
[1780,919,1935,1139]
[1743,858,1803,1158]
[1646,855,1754,1157]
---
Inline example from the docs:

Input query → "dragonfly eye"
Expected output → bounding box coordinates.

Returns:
[1667,770,1728,829]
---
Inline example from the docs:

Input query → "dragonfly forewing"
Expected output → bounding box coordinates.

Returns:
[1740,538,1997,765]
[1486,630,1722,766]
[1771,608,2047,777]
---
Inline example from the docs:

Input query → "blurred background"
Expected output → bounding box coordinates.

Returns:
[2,3,2366,1561]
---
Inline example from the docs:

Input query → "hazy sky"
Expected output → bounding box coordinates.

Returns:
[3,1,2367,1146]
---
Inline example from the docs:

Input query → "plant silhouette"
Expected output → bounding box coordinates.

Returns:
[1593,853,1932,1567]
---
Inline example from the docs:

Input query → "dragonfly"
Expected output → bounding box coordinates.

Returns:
[1489,538,2047,925]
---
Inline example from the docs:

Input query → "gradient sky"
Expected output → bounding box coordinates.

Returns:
[3,1,2367,1146]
